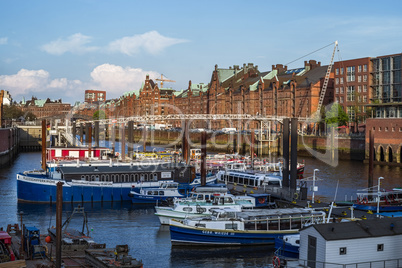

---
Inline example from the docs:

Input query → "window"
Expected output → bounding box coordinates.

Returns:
[347,66,355,82]
[340,247,347,255]
[358,85,362,93]
[358,76,361,82]
[340,77,344,84]
[377,244,384,251]
[358,65,362,72]
[336,78,339,85]
[336,68,339,75]
[336,87,339,94]
[363,64,367,72]
[363,75,368,82]
[341,67,344,75]
[363,96,367,103]
[363,85,367,92]
[340,87,344,94]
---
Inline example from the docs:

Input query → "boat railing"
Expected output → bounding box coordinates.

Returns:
[297,257,402,268]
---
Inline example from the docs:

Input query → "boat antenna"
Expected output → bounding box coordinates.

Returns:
[326,180,339,223]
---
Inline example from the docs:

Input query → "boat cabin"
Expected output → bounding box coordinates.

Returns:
[52,163,194,184]
[218,171,282,188]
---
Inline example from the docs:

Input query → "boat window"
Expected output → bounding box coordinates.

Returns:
[339,247,347,255]
[140,174,144,182]
[86,175,90,181]
[111,174,115,182]
[197,194,204,201]
[205,195,211,202]
[144,174,148,181]
[147,191,153,195]
[244,178,249,186]
[225,197,232,203]
[101,175,106,181]
[135,174,139,182]
[106,175,109,181]
[225,223,237,230]
[183,207,192,212]
[159,191,164,196]
[81,175,85,181]
[219,198,224,205]
[180,171,185,177]
[95,175,99,182]
[130,174,134,182]
[125,174,129,182]
[195,223,206,228]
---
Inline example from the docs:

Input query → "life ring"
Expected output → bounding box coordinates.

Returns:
[116,152,120,156]
[272,256,281,268]
[258,197,266,204]
[294,192,299,200]
[362,197,368,204]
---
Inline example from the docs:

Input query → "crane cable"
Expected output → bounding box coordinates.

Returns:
[285,41,337,66]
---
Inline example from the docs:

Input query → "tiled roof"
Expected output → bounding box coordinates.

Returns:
[305,217,402,241]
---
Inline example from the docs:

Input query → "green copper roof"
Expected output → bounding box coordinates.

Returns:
[34,99,47,107]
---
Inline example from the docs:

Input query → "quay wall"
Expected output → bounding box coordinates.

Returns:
[17,125,42,151]
[0,127,19,168]
[297,135,366,161]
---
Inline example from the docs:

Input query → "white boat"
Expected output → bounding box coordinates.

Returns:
[154,185,254,224]
[128,181,187,204]
[169,208,326,246]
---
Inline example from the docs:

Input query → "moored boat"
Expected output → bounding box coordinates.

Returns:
[128,181,187,204]
[169,208,326,246]
[274,234,300,259]
[154,185,254,224]
[353,186,402,212]
[17,162,197,203]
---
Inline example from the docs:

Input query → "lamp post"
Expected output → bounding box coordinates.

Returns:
[377,177,384,216]
[312,169,319,204]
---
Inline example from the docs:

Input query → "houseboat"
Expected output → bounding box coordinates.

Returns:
[128,181,187,204]
[17,162,199,203]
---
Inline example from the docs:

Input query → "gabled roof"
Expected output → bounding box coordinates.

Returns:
[305,217,402,241]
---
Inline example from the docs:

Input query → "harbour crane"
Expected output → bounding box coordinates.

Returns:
[155,74,176,88]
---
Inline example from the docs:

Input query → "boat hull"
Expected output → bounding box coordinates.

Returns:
[170,223,296,246]
[274,237,299,259]
[17,173,138,203]
[353,203,402,212]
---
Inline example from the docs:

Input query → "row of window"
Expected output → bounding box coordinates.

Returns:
[335,75,368,84]
[336,64,368,75]
[336,96,368,104]
[80,173,159,183]
[339,244,383,255]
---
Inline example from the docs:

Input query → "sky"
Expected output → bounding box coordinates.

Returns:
[1,0,402,104]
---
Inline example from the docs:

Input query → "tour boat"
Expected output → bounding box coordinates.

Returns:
[353,187,402,212]
[128,181,187,204]
[169,208,326,246]
[154,185,254,224]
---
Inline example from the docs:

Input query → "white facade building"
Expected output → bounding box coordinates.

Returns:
[299,217,402,268]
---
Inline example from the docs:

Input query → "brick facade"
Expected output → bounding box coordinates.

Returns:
[365,118,402,163]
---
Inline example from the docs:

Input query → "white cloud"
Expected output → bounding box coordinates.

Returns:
[108,31,189,56]
[41,33,98,55]
[0,37,7,45]
[0,64,160,102]
[0,69,85,100]
[90,63,159,97]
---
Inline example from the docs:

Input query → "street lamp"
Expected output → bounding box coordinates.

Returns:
[377,177,384,216]
[312,169,319,204]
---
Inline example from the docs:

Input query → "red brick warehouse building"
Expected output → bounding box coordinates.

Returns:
[113,61,334,130]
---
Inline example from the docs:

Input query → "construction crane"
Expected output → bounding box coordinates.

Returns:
[316,40,338,115]
[155,74,176,88]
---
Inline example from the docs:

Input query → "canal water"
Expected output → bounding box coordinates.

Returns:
[0,151,401,267]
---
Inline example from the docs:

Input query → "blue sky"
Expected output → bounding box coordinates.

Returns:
[1,0,402,104]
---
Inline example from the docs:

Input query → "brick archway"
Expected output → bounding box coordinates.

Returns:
[377,145,385,162]
[387,146,393,163]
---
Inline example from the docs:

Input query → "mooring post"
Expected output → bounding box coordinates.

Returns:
[290,118,298,191]
[88,124,92,158]
[41,120,46,170]
[182,121,189,164]
[201,131,207,186]
[121,124,125,161]
[282,118,290,188]
[72,122,76,147]
[56,182,63,268]
[94,121,99,147]
[369,130,374,190]
[250,131,255,169]
[127,121,133,158]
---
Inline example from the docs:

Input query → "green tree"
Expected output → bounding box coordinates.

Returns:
[325,103,349,127]
[93,110,107,120]
[3,105,24,119]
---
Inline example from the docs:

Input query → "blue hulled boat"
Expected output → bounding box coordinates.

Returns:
[169,208,326,246]
[128,181,187,204]
[17,162,215,203]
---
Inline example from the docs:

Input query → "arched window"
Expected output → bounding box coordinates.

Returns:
[388,147,393,163]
